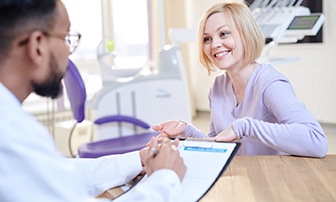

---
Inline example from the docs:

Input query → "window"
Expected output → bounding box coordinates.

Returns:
[110,0,150,63]
[62,0,151,70]
[62,0,103,59]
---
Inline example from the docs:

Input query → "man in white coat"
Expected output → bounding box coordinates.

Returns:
[0,0,186,201]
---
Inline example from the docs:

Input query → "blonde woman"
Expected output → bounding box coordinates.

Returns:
[153,1,328,158]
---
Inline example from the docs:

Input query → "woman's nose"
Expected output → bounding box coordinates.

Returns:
[211,37,222,48]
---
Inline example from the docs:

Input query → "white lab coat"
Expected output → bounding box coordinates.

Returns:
[0,83,182,202]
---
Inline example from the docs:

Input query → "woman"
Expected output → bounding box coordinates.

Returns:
[153,2,328,158]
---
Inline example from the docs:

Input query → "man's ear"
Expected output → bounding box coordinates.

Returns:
[26,31,48,66]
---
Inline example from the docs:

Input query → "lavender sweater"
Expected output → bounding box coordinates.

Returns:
[185,64,328,157]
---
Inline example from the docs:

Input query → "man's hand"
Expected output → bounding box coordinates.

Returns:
[142,137,186,181]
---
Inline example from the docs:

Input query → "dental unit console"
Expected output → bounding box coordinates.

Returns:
[250,0,324,44]
[90,44,192,140]
[286,14,324,40]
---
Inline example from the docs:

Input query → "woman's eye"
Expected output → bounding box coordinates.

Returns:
[203,37,211,43]
[220,31,230,37]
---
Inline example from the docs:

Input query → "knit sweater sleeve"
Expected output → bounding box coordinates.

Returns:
[183,122,209,138]
[233,80,328,158]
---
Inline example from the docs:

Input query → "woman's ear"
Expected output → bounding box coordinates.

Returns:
[26,31,48,66]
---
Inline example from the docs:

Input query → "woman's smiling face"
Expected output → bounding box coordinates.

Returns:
[202,12,244,71]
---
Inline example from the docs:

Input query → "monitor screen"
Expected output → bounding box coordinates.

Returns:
[287,15,320,30]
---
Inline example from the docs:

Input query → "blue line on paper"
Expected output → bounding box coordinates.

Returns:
[184,147,227,153]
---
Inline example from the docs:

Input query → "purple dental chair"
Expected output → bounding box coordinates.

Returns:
[63,59,158,158]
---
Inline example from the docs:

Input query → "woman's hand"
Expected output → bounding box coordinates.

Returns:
[214,125,239,142]
[151,120,187,142]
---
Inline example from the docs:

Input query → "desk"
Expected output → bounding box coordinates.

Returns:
[103,155,336,201]
[201,155,336,202]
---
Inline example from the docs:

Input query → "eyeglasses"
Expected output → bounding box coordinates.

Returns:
[43,30,81,54]
[18,30,82,55]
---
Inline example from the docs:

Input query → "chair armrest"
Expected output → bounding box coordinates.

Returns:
[94,115,150,129]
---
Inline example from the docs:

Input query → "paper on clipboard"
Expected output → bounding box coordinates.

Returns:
[118,139,240,202]
[178,139,240,201]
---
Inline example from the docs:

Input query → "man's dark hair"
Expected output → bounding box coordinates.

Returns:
[0,0,57,61]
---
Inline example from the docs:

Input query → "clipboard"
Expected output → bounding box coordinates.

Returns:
[113,139,240,201]
[178,138,240,201]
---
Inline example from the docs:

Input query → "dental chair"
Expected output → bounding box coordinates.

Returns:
[63,59,158,158]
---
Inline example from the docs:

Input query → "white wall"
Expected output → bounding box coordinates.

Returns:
[185,0,227,112]
[185,0,336,124]
[269,0,336,124]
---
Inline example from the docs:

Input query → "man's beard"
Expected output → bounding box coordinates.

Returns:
[32,54,65,99]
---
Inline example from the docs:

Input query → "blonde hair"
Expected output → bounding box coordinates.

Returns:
[198,1,264,75]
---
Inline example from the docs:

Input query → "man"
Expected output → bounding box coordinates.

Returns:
[0,0,186,201]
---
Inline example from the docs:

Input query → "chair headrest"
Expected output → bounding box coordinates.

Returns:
[63,59,87,123]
